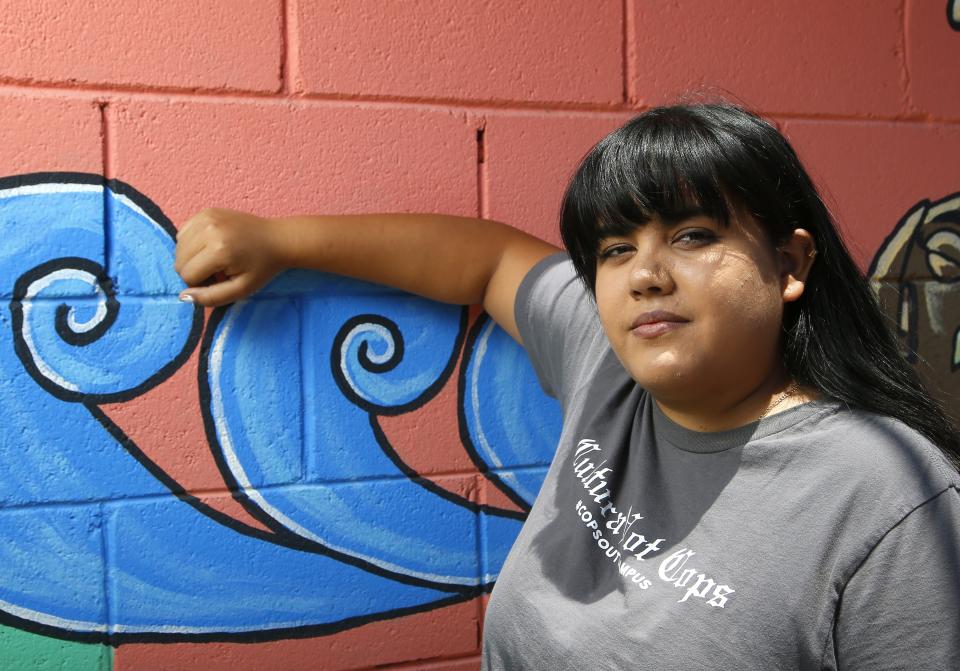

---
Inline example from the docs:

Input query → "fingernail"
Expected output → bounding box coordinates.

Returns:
[179,293,195,303]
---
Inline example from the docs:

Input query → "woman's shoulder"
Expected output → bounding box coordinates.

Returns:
[788,402,959,505]
[514,252,609,403]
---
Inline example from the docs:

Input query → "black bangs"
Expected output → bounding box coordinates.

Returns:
[560,103,790,290]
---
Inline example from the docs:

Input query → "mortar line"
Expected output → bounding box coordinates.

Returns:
[297,296,307,484]
[98,501,113,645]
[365,654,482,670]
[621,0,631,105]
[2,80,959,123]
[284,0,301,95]
[476,120,488,219]
[0,464,551,512]
[279,0,289,93]
[0,79,636,113]
[474,472,486,653]
[896,0,915,115]
[98,101,113,280]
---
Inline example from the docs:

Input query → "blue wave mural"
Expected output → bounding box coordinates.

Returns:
[0,173,561,642]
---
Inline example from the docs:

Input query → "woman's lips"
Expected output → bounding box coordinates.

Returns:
[629,311,689,339]
[631,320,687,338]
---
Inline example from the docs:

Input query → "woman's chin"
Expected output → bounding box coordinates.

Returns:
[629,368,706,399]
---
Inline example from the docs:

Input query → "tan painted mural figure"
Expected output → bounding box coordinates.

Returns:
[175,102,960,670]
[870,192,960,425]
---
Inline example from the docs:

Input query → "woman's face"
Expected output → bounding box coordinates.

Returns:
[593,212,795,409]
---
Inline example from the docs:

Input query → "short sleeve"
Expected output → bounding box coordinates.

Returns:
[513,252,606,404]
[831,486,960,670]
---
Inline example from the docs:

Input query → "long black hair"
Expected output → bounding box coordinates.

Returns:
[559,102,960,469]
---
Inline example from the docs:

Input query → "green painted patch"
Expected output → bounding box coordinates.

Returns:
[0,625,111,671]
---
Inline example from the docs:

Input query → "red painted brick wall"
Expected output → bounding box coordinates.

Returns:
[0,2,956,670]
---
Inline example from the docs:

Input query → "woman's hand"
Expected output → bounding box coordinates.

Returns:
[174,208,291,307]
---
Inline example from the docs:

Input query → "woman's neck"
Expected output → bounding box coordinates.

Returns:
[653,372,818,433]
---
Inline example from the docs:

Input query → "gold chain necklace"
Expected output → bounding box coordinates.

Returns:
[758,381,800,421]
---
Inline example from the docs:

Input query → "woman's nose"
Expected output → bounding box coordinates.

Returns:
[628,250,674,296]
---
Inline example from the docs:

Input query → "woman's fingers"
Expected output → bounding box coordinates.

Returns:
[173,219,212,280]
[176,245,229,288]
[174,208,279,306]
[174,208,214,252]
[177,207,226,241]
[180,273,252,307]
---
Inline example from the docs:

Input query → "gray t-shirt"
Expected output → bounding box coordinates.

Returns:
[481,253,960,670]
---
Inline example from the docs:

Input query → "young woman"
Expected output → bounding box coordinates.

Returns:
[175,103,960,669]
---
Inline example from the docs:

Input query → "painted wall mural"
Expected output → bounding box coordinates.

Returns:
[870,192,960,425]
[1,1,957,668]
[1,173,561,644]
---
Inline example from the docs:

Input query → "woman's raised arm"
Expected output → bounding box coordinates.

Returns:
[173,209,560,343]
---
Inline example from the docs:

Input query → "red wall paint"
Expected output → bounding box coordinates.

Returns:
[0,2,956,670]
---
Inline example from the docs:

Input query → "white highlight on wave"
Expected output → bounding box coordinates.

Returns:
[0,596,108,634]
[469,319,534,505]
[0,594,331,635]
[0,182,102,200]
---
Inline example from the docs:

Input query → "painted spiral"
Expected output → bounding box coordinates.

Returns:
[6,177,200,402]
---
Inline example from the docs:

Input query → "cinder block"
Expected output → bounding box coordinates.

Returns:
[301,285,472,481]
[105,486,482,661]
[1,300,189,507]
[221,476,490,587]
[905,0,960,119]
[0,503,107,640]
[108,99,477,295]
[374,309,482,478]
[629,0,904,115]
[0,1,281,92]
[295,0,623,104]
[0,94,101,173]
[484,112,633,244]
[0,175,106,299]
[783,120,960,270]
[114,599,481,671]
[95,295,302,496]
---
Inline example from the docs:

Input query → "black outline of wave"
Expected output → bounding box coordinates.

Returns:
[949,0,960,31]
[1,173,478,643]
[370,414,526,523]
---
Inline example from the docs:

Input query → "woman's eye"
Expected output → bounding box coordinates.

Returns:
[674,229,716,246]
[599,244,632,259]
